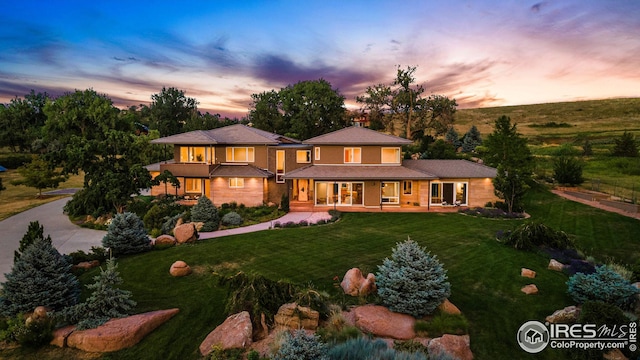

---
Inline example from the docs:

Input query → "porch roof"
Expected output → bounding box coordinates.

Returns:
[210,164,273,178]
[402,159,497,178]
[283,164,434,180]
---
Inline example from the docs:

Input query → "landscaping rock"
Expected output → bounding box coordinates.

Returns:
[154,234,176,247]
[548,259,566,271]
[32,306,49,319]
[438,299,462,315]
[192,222,205,231]
[174,223,197,244]
[169,260,192,277]
[428,334,473,360]
[521,268,536,278]
[50,325,75,348]
[545,306,580,323]
[340,268,377,296]
[66,308,179,352]
[274,303,319,330]
[73,260,100,271]
[521,284,538,295]
[351,305,415,340]
[199,311,253,356]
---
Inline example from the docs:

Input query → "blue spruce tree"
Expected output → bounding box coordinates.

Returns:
[376,238,451,318]
[102,212,151,256]
[191,196,219,232]
[0,234,80,316]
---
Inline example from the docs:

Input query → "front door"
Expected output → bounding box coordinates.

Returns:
[299,179,309,201]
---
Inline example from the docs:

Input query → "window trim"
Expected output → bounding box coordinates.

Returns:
[381,181,400,204]
[185,178,202,193]
[381,147,401,164]
[430,181,468,205]
[180,146,207,163]
[314,147,321,161]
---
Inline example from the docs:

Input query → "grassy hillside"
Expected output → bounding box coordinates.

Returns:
[455,97,640,144]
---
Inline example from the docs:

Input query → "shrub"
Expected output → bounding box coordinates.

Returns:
[281,193,290,212]
[143,204,170,231]
[568,301,630,360]
[273,330,328,360]
[216,272,297,330]
[102,212,151,256]
[191,196,220,231]
[0,313,54,348]
[612,131,638,157]
[0,234,80,316]
[327,337,428,360]
[553,155,584,185]
[208,345,244,360]
[221,211,243,227]
[68,246,109,265]
[0,153,33,169]
[502,222,574,250]
[567,265,639,309]
[376,238,451,318]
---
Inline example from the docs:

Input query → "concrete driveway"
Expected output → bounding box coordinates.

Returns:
[0,197,106,282]
[0,197,332,282]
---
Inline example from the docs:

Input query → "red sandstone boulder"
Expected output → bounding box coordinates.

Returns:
[154,234,176,247]
[521,268,536,278]
[72,260,100,271]
[545,305,580,323]
[66,308,179,352]
[174,223,197,244]
[274,303,319,330]
[428,334,473,360]
[521,284,538,295]
[438,299,462,315]
[351,305,415,340]
[548,259,565,271]
[50,325,75,348]
[340,268,377,296]
[199,311,253,356]
[169,260,192,277]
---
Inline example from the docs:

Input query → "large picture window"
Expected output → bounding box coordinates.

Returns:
[381,147,401,164]
[226,147,255,162]
[185,178,202,193]
[315,182,363,206]
[381,181,399,204]
[431,182,468,205]
[180,146,207,163]
[344,147,361,163]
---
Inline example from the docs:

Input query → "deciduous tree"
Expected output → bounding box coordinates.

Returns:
[355,83,393,131]
[149,87,198,136]
[483,115,533,213]
[11,157,67,197]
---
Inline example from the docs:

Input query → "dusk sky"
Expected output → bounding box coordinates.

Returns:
[1,1,639,118]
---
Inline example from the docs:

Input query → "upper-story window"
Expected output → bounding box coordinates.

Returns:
[344,147,361,163]
[226,147,255,162]
[315,147,321,161]
[297,150,311,163]
[381,147,401,164]
[180,146,207,163]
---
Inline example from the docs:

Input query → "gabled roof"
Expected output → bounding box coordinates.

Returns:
[403,159,497,178]
[303,126,413,145]
[151,124,300,145]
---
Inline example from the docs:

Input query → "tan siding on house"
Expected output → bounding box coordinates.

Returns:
[363,181,380,207]
[419,181,431,207]
[399,181,420,205]
[468,177,498,207]
[211,177,265,207]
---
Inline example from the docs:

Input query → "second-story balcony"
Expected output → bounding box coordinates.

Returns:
[159,162,218,178]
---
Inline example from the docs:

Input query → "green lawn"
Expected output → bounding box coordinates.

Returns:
[4,185,640,360]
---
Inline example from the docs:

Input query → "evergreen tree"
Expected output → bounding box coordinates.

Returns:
[612,131,638,157]
[462,125,482,153]
[65,259,136,330]
[0,235,80,316]
[376,238,451,318]
[582,139,593,156]
[102,212,151,256]
[444,127,461,149]
[14,221,44,261]
[191,196,219,232]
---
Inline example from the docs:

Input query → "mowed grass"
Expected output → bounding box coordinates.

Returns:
[3,187,640,359]
[0,169,84,221]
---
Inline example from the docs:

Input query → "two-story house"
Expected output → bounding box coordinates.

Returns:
[147,124,499,211]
